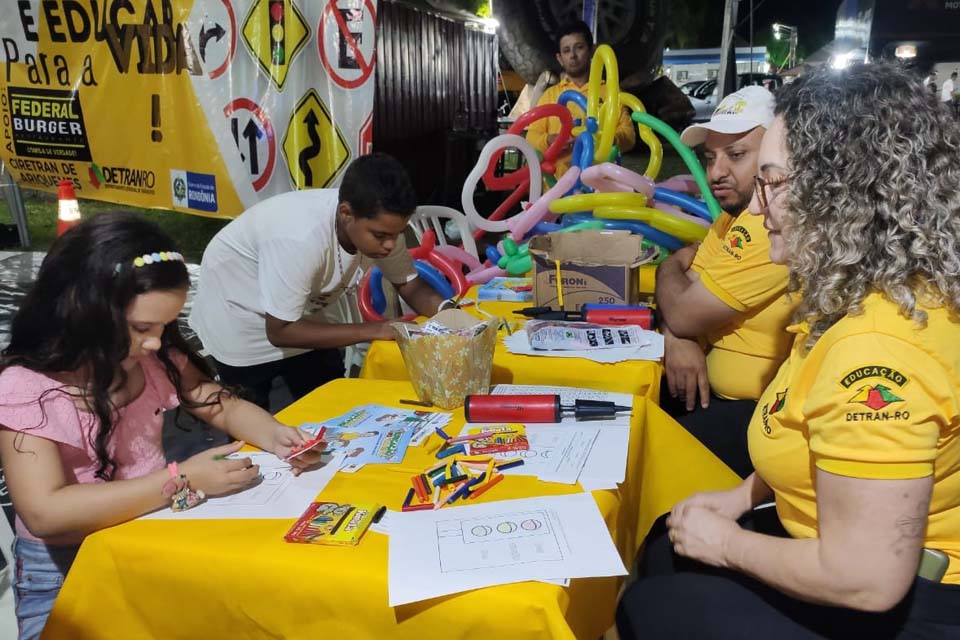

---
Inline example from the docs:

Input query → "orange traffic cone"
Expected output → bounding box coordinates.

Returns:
[56,179,81,237]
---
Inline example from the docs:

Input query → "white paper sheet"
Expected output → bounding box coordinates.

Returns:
[369,509,396,536]
[492,384,633,407]
[538,578,571,587]
[479,425,598,485]
[502,330,663,363]
[491,385,634,490]
[577,426,631,491]
[141,452,345,521]
[387,493,627,606]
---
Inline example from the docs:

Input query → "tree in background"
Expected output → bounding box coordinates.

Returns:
[667,0,710,49]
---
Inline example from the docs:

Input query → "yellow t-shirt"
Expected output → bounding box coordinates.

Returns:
[524,78,636,178]
[691,209,797,400]
[748,293,960,584]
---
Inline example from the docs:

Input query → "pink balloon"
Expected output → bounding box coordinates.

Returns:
[582,175,633,193]
[433,245,483,271]
[656,175,700,194]
[651,200,712,229]
[582,163,655,198]
[466,265,508,284]
[507,167,582,242]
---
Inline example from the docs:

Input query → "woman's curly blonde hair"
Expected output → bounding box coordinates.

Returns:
[775,62,960,346]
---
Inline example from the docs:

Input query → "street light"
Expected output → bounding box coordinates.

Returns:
[772,22,798,70]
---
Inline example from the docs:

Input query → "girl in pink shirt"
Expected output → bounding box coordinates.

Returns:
[0,213,324,640]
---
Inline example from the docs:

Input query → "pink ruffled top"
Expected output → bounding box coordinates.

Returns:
[0,353,184,543]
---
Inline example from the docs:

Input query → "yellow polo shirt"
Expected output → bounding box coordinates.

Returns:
[691,209,796,400]
[524,78,636,178]
[748,293,960,584]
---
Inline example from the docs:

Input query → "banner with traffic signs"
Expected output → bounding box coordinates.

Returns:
[0,0,378,218]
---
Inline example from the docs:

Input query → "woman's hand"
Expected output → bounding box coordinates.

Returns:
[179,440,261,496]
[666,504,741,568]
[270,425,326,476]
[672,486,752,522]
[666,485,753,567]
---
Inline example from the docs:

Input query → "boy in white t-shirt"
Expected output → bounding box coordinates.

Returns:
[189,153,444,408]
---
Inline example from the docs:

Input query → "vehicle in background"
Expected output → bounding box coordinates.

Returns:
[679,80,707,96]
[826,0,960,72]
[687,73,783,122]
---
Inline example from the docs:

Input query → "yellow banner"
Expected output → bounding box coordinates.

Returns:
[0,1,378,218]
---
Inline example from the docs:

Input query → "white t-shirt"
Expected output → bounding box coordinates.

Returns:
[942,78,955,103]
[189,189,417,366]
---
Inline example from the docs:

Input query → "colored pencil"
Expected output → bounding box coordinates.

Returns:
[468,474,504,500]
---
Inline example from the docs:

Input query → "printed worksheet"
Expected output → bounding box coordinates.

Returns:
[482,425,599,485]
[304,403,452,447]
[141,452,344,520]
[491,385,633,491]
[301,423,413,471]
[492,385,634,410]
[387,493,626,606]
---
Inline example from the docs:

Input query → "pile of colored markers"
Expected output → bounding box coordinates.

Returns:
[400,428,524,512]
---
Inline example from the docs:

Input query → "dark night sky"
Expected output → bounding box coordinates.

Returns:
[701,0,844,55]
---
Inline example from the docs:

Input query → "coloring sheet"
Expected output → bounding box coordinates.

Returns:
[479,425,599,485]
[491,385,634,491]
[141,451,344,520]
[388,493,626,606]
[301,423,413,472]
[304,403,452,447]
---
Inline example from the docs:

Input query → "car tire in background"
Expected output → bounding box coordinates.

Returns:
[496,0,668,89]
[495,0,692,127]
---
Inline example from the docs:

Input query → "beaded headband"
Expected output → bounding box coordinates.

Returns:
[132,251,184,267]
[114,251,185,273]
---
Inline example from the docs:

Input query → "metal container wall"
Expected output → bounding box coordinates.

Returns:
[374,1,497,203]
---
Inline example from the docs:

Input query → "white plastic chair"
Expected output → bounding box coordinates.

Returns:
[409,206,480,261]
[335,291,369,377]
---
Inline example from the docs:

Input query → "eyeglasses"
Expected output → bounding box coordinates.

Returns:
[754,175,789,209]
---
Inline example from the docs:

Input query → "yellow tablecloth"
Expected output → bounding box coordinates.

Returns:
[44,380,737,640]
[361,287,662,402]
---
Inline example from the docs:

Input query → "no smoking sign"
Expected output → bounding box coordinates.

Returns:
[318,0,377,90]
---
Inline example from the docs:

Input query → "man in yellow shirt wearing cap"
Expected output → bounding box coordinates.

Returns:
[655,86,796,478]
[524,20,635,178]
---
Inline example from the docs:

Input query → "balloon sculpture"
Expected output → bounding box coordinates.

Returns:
[381,44,727,290]
[357,230,469,322]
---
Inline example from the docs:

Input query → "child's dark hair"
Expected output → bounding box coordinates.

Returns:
[555,20,593,53]
[338,152,417,219]
[1,212,222,480]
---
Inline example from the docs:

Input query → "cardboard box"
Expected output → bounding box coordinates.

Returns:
[528,230,657,311]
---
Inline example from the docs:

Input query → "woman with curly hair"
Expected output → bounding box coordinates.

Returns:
[617,63,960,638]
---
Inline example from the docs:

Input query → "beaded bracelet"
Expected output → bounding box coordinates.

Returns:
[161,462,205,512]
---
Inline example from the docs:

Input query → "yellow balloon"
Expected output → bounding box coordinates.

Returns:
[549,191,648,214]
[587,45,620,165]
[619,92,663,180]
[594,206,708,244]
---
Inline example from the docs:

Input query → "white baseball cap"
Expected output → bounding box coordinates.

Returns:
[680,85,775,147]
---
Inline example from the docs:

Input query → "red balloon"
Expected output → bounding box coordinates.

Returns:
[482,104,574,192]
[358,231,470,322]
